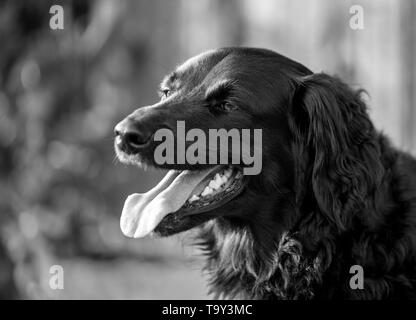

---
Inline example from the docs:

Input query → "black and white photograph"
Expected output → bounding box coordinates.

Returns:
[1,0,416,311]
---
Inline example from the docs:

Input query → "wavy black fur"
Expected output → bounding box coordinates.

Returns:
[195,71,416,300]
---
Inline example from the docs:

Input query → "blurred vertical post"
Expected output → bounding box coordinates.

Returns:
[400,0,416,153]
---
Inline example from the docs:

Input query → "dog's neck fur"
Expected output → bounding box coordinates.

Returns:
[196,218,326,299]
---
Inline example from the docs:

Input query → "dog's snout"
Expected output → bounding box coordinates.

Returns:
[114,118,149,154]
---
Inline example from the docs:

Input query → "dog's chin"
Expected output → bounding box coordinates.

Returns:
[152,211,216,237]
[115,145,248,238]
[114,144,151,170]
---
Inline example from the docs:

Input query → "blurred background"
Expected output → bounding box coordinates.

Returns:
[0,0,415,299]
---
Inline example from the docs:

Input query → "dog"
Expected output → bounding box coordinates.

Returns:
[114,47,416,299]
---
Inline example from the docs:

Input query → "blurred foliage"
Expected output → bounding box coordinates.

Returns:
[0,0,207,299]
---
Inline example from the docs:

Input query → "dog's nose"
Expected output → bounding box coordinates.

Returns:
[114,118,149,154]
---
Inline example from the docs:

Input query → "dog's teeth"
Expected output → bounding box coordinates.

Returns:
[207,173,224,191]
[189,194,200,203]
[215,174,223,186]
[201,186,213,197]
[208,180,217,190]
[215,174,220,183]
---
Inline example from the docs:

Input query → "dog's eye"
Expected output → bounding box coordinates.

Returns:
[160,89,172,100]
[208,101,237,115]
[215,101,237,112]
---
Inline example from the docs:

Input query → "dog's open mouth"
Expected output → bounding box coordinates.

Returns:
[120,165,245,238]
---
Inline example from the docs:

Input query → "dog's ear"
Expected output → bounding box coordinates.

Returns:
[289,73,384,230]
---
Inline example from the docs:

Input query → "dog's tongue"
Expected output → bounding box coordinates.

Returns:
[120,168,216,238]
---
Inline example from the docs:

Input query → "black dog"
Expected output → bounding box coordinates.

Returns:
[114,47,416,299]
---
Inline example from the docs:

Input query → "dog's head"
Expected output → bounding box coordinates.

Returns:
[114,47,380,241]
